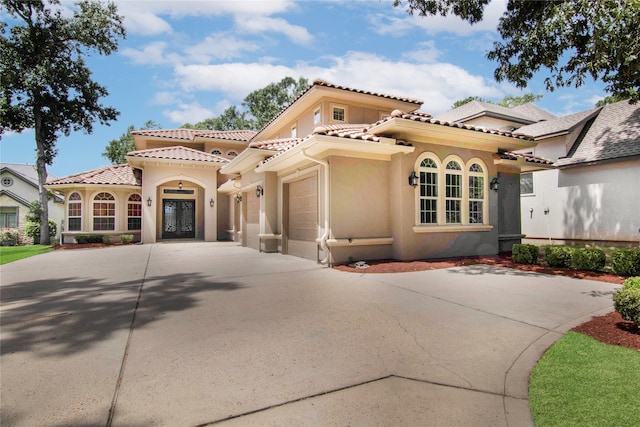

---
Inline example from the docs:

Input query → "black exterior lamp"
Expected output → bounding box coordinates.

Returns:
[490,177,499,192]
[408,171,419,187]
[146,197,152,206]
[235,193,242,203]
[256,185,264,197]
[209,198,215,207]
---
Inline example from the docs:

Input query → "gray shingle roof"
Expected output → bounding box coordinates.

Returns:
[435,100,554,124]
[556,100,640,167]
[514,108,600,139]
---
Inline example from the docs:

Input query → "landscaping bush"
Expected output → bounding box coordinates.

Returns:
[102,235,112,244]
[512,243,539,264]
[1,229,19,246]
[611,248,640,277]
[75,235,88,244]
[623,276,640,290]
[120,234,134,244]
[25,218,57,243]
[544,245,574,268]
[613,286,640,326]
[87,234,104,243]
[571,247,606,272]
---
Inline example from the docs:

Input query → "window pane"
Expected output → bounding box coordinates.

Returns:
[446,174,462,198]
[446,161,461,170]
[520,173,534,194]
[469,176,484,200]
[469,163,483,173]
[332,107,345,121]
[93,218,115,231]
[68,218,82,231]
[469,201,483,224]
[446,200,461,224]
[128,218,142,230]
[420,199,437,224]
[420,171,437,197]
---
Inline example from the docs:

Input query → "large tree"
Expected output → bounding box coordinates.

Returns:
[395,0,640,103]
[103,120,160,164]
[0,0,125,244]
[451,93,542,109]
[182,106,254,131]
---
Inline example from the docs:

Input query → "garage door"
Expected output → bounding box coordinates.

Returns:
[287,176,318,260]
[245,190,260,250]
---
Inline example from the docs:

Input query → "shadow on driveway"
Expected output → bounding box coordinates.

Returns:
[1,273,243,357]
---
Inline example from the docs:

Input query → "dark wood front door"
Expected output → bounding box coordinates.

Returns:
[162,199,195,239]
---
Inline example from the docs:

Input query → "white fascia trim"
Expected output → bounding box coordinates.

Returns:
[126,156,224,169]
[219,148,275,174]
[413,225,494,233]
[493,158,556,172]
[325,237,394,247]
[218,179,241,194]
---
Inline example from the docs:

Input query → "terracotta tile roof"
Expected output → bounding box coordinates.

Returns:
[127,146,229,164]
[313,124,380,142]
[555,100,640,167]
[47,164,141,186]
[248,137,303,151]
[498,151,554,166]
[435,100,554,124]
[514,108,599,139]
[132,129,256,142]
[381,110,533,140]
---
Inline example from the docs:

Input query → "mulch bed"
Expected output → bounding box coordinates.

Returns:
[335,255,639,351]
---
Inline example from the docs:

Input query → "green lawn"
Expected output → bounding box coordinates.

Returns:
[0,245,53,265]
[530,331,640,427]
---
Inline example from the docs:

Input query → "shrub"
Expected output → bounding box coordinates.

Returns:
[25,218,57,243]
[623,276,640,290]
[613,287,640,326]
[544,246,574,268]
[571,247,606,272]
[87,234,104,243]
[611,248,640,277]
[102,235,112,245]
[0,228,19,246]
[75,235,88,244]
[120,234,134,244]
[512,243,539,264]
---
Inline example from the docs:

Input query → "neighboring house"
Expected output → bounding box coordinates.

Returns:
[438,99,640,246]
[0,163,64,237]
[47,79,553,263]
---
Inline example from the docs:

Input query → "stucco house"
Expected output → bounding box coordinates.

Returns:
[1,163,64,238]
[47,79,555,263]
[438,99,640,246]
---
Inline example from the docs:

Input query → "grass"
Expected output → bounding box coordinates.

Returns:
[530,331,640,427]
[0,245,53,265]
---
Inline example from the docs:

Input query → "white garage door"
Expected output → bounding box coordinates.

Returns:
[287,176,318,260]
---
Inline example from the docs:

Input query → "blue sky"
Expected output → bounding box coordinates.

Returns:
[1,0,606,178]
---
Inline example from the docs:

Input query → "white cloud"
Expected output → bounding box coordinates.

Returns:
[163,101,216,124]
[401,40,442,63]
[151,91,176,106]
[235,16,313,45]
[185,33,261,63]
[121,41,183,65]
[173,50,503,115]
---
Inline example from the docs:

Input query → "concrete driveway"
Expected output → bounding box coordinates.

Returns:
[1,242,618,426]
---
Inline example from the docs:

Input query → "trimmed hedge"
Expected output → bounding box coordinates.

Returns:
[544,246,574,268]
[513,243,539,264]
[75,234,105,244]
[611,248,640,277]
[613,277,640,326]
[571,247,606,272]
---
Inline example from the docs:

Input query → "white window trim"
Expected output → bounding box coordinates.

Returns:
[414,153,491,231]
[127,193,142,231]
[330,104,347,123]
[313,106,321,125]
[291,123,297,138]
[91,191,116,232]
[68,192,82,231]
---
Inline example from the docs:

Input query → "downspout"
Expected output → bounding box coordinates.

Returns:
[301,149,331,266]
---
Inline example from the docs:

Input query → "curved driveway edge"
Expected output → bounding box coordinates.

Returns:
[1,243,618,426]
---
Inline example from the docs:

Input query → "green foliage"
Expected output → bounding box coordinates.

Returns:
[0,245,53,265]
[25,219,57,241]
[102,235,112,244]
[183,106,254,131]
[623,276,640,290]
[571,247,606,272]
[512,243,539,264]
[242,76,309,129]
[596,94,630,107]
[530,332,640,427]
[103,120,160,164]
[613,287,640,326]
[451,93,542,110]
[451,96,485,109]
[611,248,640,277]
[395,0,640,103]
[544,246,573,268]
[1,0,126,245]
[74,234,104,244]
[0,229,19,246]
[120,234,134,244]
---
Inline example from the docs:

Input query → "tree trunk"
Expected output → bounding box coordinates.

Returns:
[34,108,51,246]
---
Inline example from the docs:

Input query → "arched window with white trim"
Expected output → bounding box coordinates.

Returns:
[444,158,463,224]
[93,192,115,231]
[68,192,82,231]
[127,194,142,230]
[211,149,222,155]
[418,156,439,224]
[468,162,485,224]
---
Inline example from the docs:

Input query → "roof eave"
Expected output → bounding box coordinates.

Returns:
[220,148,277,174]
[126,155,226,169]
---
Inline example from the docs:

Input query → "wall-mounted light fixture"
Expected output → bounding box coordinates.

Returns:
[408,171,419,187]
[489,177,499,192]
[256,185,264,197]
[147,197,152,206]
[235,193,242,203]
[210,198,215,207]
[178,181,183,190]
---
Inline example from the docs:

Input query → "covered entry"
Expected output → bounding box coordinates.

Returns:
[162,199,195,239]
[286,175,318,260]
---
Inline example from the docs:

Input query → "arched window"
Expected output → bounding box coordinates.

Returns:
[418,157,439,224]
[93,192,115,231]
[211,149,222,155]
[445,159,463,224]
[68,192,82,231]
[127,194,142,230]
[227,151,238,157]
[468,163,485,224]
